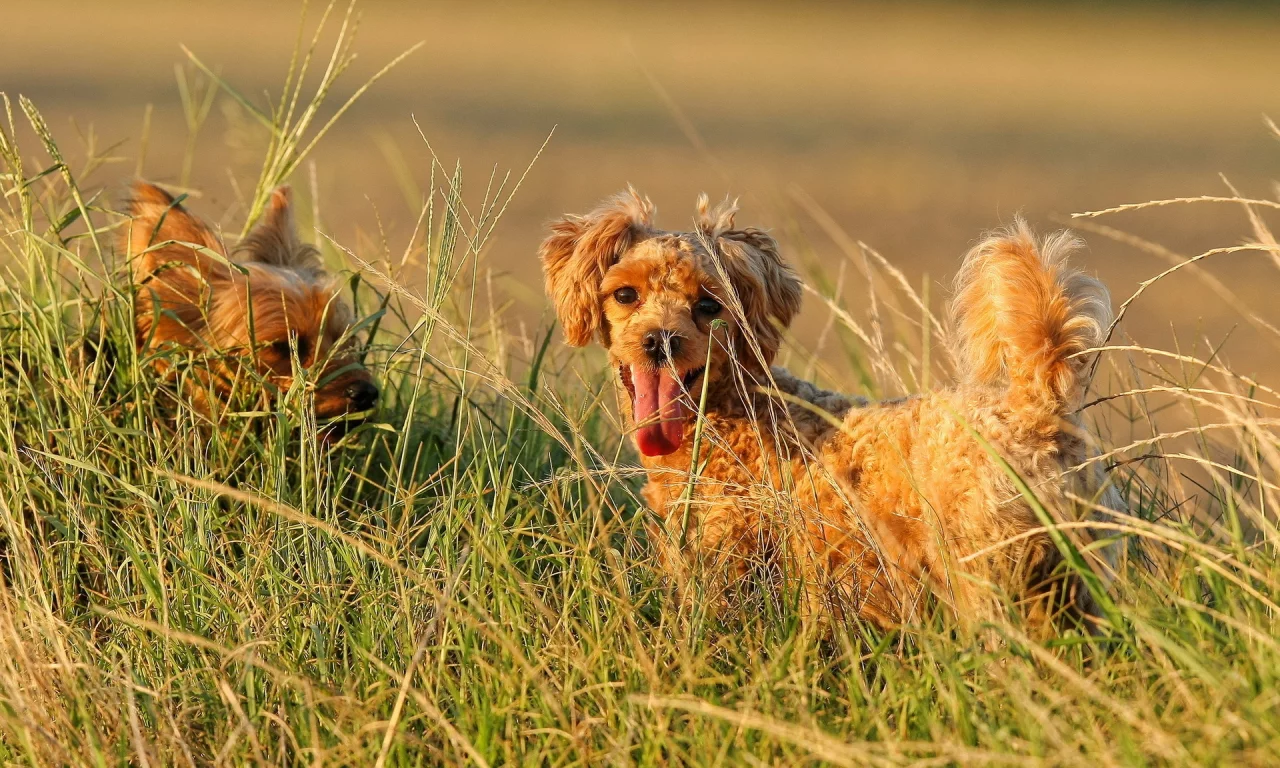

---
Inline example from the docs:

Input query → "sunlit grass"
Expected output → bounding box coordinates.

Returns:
[1,4,1279,765]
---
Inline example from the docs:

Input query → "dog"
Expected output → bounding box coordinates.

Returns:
[540,189,1120,632]
[124,181,378,431]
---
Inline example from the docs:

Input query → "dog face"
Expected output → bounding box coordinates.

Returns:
[540,189,801,456]
[126,182,378,424]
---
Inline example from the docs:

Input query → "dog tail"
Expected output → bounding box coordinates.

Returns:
[949,219,1111,417]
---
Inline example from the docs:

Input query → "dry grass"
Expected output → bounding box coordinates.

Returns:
[1,2,1279,765]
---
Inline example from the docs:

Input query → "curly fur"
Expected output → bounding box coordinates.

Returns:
[541,195,1121,633]
[538,186,654,346]
[124,181,377,424]
[951,221,1110,413]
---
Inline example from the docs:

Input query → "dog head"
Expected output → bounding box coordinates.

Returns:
[540,189,801,456]
[126,182,378,425]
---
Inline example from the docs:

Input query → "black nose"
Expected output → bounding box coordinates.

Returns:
[642,330,682,363]
[344,380,379,410]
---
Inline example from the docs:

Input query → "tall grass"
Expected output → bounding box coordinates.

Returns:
[1,8,1280,765]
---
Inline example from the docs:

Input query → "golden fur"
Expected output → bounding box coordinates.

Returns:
[125,182,378,427]
[540,190,1120,631]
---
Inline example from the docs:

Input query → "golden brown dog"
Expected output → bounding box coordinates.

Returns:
[540,189,1119,631]
[125,182,378,430]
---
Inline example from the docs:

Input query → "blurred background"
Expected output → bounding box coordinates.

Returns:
[3,0,1280,380]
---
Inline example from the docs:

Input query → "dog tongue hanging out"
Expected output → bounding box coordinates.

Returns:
[539,188,791,463]
[539,188,1121,633]
[627,365,690,456]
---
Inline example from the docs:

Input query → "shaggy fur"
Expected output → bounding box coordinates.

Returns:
[540,190,1121,631]
[125,182,378,427]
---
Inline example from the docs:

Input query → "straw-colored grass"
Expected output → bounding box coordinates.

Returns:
[1,5,1278,765]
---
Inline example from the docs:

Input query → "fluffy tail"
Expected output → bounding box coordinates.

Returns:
[949,219,1111,414]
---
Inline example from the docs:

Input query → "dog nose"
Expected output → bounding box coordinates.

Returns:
[642,330,682,363]
[344,380,379,410]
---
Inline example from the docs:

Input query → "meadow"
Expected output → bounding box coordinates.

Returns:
[2,1,1280,765]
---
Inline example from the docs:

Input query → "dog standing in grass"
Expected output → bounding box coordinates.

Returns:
[124,182,378,432]
[540,190,1120,632]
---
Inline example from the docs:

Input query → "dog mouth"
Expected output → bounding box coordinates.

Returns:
[316,407,376,444]
[619,363,705,457]
[315,397,378,444]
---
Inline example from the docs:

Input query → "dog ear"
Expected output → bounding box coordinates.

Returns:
[696,195,802,360]
[539,187,654,346]
[235,185,321,269]
[125,183,228,348]
[125,181,229,284]
[133,260,213,349]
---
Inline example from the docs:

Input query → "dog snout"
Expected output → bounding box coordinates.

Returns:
[642,329,683,363]
[344,379,379,410]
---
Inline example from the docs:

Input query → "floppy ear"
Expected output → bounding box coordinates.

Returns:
[235,185,321,269]
[125,181,228,283]
[539,188,654,346]
[696,195,802,361]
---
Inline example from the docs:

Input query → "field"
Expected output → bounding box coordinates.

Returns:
[2,1,1280,765]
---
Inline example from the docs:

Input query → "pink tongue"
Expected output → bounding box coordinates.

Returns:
[631,364,689,457]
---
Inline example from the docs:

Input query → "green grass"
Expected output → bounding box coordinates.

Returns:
[2,5,1280,765]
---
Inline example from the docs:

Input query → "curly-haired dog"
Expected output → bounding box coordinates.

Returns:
[124,182,378,430]
[540,190,1120,631]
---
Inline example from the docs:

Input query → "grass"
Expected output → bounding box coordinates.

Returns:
[2,5,1280,765]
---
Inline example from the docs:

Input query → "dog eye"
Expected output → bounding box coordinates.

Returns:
[695,297,722,316]
[613,287,639,305]
[269,337,311,361]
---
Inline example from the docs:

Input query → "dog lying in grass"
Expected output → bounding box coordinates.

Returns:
[540,189,1120,632]
[124,182,378,434]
